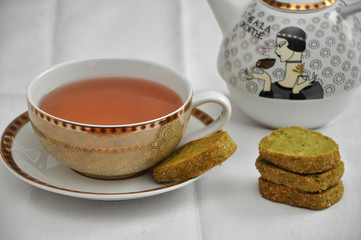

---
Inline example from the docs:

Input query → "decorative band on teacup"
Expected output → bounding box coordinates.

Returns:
[28,101,192,134]
[263,0,336,11]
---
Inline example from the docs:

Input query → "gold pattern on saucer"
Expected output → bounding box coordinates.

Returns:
[0,110,212,194]
[263,0,336,11]
[1,112,30,179]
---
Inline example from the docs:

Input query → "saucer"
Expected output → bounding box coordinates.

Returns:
[0,109,213,201]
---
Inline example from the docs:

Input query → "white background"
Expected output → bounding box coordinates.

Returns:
[0,0,360,239]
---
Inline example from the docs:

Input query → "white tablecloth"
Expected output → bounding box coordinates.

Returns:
[1,0,360,239]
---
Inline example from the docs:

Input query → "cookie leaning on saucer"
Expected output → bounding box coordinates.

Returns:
[153,130,237,183]
[259,126,340,174]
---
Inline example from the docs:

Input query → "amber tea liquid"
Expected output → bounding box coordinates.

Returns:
[39,77,183,125]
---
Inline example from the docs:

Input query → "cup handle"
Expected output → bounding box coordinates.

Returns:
[178,90,232,147]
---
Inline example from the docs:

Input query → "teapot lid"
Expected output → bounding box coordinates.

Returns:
[262,0,336,11]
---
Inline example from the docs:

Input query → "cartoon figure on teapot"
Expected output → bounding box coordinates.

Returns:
[246,27,324,100]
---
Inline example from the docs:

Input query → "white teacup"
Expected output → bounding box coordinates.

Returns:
[27,58,231,179]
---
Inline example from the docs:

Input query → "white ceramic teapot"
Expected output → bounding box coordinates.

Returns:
[208,0,361,128]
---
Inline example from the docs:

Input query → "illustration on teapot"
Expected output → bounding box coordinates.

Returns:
[245,26,323,99]
[218,0,361,100]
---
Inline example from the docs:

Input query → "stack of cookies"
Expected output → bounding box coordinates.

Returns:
[256,126,344,210]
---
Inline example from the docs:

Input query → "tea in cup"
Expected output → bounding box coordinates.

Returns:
[38,77,184,126]
[27,58,231,179]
